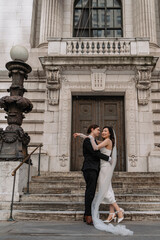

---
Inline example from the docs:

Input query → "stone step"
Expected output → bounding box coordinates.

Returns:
[30,99,45,103]
[37,171,160,177]
[151,89,160,92]
[153,124,160,132]
[23,123,44,132]
[155,143,160,148]
[28,181,160,189]
[152,99,160,103]
[13,201,160,211]
[0,88,45,93]
[31,176,160,183]
[151,92,160,99]
[27,131,43,135]
[153,120,160,125]
[0,119,44,124]
[13,210,160,222]
[23,187,160,194]
[153,110,160,113]
[154,135,160,143]
[24,112,45,121]
[20,193,160,203]
[24,82,46,90]
[30,100,45,110]
[28,142,43,149]
[23,92,45,100]
[154,132,160,136]
[27,133,43,143]
[153,113,160,121]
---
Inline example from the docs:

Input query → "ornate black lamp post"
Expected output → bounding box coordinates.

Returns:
[0,46,33,161]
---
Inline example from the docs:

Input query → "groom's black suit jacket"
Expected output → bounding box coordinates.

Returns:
[81,137,109,172]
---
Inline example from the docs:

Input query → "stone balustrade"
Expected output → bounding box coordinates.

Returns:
[48,38,150,56]
[67,40,130,55]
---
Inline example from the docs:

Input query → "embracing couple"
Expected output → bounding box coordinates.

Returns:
[74,124,133,236]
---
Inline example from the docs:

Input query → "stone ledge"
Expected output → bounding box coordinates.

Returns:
[40,55,158,68]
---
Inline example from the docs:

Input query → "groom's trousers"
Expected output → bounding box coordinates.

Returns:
[83,169,99,216]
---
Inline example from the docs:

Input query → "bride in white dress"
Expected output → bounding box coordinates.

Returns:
[74,126,133,236]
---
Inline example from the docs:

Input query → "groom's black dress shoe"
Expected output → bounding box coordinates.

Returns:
[85,216,93,225]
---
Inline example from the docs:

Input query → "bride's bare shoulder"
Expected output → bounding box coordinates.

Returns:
[103,138,110,145]
[105,138,112,147]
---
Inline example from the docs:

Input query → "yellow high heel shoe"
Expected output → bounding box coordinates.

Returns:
[103,212,117,223]
[117,208,124,223]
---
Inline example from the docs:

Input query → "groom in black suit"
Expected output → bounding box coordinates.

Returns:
[82,124,110,225]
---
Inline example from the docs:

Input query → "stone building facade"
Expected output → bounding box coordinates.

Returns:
[0,0,160,173]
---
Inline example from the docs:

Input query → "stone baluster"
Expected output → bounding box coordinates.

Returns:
[93,42,97,55]
[115,41,119,54]
[89,42,92,54]
[77,42,80,54]
[106,41,109,54]
[99,42,103,54]
[133,0,157,44]
[103,42,106,54]
[67,41,72,55]
[39,0,63,45]
[109,41,113,54]
[92,42,95,55]
[84,42,86,54]
[72,42,77,54]
[119,42,124,54]
[125,42,130,55]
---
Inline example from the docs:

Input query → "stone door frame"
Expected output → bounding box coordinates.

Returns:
[57,70,138,172]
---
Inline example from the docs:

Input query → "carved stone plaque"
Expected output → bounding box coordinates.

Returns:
[91,69,106,91]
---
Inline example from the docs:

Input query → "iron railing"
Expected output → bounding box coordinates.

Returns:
[8,144,43,221]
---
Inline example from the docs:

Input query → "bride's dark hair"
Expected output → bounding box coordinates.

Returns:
[103,126,115,149]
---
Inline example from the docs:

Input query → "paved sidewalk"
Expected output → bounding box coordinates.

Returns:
[0,221,160,240]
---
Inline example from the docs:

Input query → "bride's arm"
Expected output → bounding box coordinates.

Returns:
[89,136,109,150]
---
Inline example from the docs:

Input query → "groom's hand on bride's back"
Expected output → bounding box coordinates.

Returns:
[84,138,109,162]
[108,157,113,165]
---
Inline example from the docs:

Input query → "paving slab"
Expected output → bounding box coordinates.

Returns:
[0,221,160,240]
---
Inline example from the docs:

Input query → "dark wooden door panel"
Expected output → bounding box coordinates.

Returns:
[71,98,97,170]
[71,96,125,171]
[99,98,125,171]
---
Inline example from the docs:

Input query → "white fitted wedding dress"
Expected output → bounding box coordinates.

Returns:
[90,137,133,236]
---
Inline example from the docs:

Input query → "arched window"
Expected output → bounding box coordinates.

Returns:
[73,0,122,37]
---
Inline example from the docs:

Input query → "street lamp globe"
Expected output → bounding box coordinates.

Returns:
[10,45,29,62]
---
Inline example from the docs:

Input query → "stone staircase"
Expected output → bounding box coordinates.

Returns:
[0,71,46,149]
[12,171,160,222]
[151,76,160,148]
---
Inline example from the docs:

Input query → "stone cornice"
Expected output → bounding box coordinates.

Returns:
[39,56,158,70]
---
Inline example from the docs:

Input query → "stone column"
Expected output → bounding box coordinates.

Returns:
[133,0,157,44]
[39,0,63,45]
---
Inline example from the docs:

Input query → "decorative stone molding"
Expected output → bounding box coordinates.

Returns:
[45,67,61,105]
[91,69,106,91]
[129,155,138,167]
[61,65,136,72]
[135,67,152,105]
[59,154,69,167]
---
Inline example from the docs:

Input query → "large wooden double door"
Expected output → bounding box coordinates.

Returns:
[71,96,126,171]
